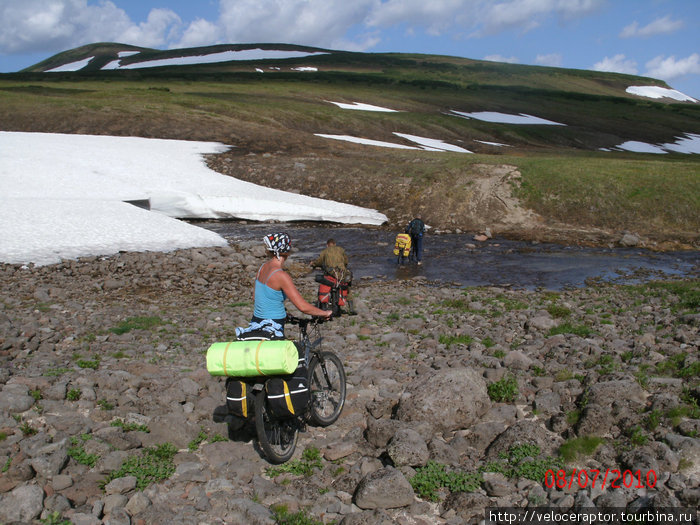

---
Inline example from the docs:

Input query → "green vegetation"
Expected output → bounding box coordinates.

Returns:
[66,388,81,401]
[109,316,164,335]
[39,511,72,525]
[68,435,99,467]
[487,374,519,402]
[438,334,473,348]
[483,444,564,482]
[103,442,178,490]
[266,447,323,478]
[76,355,100,369]
[559,436,605,462]
[271,504,323,525]
[111,418,150,433]
[547,304,572,318]
[410,461,483,502]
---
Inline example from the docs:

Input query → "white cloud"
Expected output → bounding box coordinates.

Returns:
[620,15,683,38]
[644,53,700,81]
[0,0,180,54]
[592,54,638,75]
[536,53,562,67]
[484,54,519,64]
[478,0,605,35]
[215,0,376,50]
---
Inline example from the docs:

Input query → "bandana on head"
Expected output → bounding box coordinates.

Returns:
[263,232,291,258]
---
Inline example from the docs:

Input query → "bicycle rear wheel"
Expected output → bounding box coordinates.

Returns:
[308,352,346,426]
[254,391,298,463]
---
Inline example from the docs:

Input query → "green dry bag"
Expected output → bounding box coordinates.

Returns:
[206,340,299,377]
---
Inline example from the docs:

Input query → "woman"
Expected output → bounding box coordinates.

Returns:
[249,232,331,336]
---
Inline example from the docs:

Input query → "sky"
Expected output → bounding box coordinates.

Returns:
[0,1,699,99]
[0,131,387,266]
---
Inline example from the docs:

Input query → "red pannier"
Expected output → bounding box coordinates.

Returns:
[315,274,349,306]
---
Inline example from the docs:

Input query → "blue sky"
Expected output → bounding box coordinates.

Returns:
[1,0,699,98]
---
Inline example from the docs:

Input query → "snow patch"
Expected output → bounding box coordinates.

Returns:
[327,101,399,112]
[0,132,386,266]
[450,110,566,126]
[626,86,697,103]
[394,133,472,153]
[46,57,94,72]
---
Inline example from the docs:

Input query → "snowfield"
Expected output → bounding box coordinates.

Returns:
[0,132,387,266]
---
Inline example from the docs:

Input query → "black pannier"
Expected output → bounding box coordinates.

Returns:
[265,363,309,418]
[225,378,250,418]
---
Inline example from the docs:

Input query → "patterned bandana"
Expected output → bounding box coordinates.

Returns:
[263,232,292,258]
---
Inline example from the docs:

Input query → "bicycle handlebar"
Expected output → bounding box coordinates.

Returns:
[286,313,332,327]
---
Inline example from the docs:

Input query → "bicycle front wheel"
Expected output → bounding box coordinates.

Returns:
[254,391,298,464]
[308,352,346,426]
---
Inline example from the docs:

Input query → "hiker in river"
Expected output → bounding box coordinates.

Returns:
[406,215,426,265]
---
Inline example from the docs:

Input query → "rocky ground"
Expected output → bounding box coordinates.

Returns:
[0,243,698,524]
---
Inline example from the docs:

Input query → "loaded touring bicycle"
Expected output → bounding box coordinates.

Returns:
[207,315,346,463]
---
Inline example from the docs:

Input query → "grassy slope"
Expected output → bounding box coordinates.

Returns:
[1,46,698,246]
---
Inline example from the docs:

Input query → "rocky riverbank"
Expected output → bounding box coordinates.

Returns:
[0,244,698,524]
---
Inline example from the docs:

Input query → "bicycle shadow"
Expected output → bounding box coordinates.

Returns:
[212,404,256,443]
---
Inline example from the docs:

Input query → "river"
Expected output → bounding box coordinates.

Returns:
[199,222,699,290]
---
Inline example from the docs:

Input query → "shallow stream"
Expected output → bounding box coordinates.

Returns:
[200,222,699,290]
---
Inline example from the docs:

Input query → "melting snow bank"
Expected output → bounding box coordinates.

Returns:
[608,133,700,154]
[626,86,697,103]
[450,110,566,125]
[315,133,471,152]
[327,101,399,112]
[0,132,386,265]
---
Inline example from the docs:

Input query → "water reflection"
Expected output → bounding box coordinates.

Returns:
[199,222,699,290]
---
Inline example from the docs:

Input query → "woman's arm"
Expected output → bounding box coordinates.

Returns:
[276,271,331,317]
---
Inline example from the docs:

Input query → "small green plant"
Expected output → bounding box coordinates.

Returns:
[482,337,496,348]
[644,409,662,431]
[559,436,605,462]
[625,425,648,447]
[30,389,42,401]
[554,369,574,382]
[20,421,37,436]
[44,367,70,377]
[547,304,571,318]
[97,399,114,410]
[68,435,99,467]
[103,442,177,490]
[487,374,518,403]
[566,409,581,426]
[532,366,546,377]
[76,356,100,369]
[0,431,7,442]
[493,349,506,359]
[66,388,81,401]
[188,429,208,451]
[267,447,323,478]
[271,504,323,525]
[39,511,72,525]
[410,461,483,502]
[483,444,564,482]
[109,316,164,335]
[439,334,473,348]
[2,456,10,472]
[111,418,150,433]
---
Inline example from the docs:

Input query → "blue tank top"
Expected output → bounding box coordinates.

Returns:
[253,268,287,320]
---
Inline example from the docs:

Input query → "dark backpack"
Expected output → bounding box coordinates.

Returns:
[408,219,424,237]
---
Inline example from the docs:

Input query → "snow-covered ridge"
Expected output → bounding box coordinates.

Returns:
[0,132,386,266]
[46,48,329,72]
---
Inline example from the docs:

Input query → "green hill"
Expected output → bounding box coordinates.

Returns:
[1,42,698,247]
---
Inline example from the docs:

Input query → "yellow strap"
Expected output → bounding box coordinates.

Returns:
[255,340,265,376]
[283,381,294,415]
[223,342,232,376]
[241,383,247,418]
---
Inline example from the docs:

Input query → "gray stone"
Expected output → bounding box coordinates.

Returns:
[395,368,490,435]
[104,475,138,495]
[354,467,414,509]
[387,428,429,468]
[0,484,45,522]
